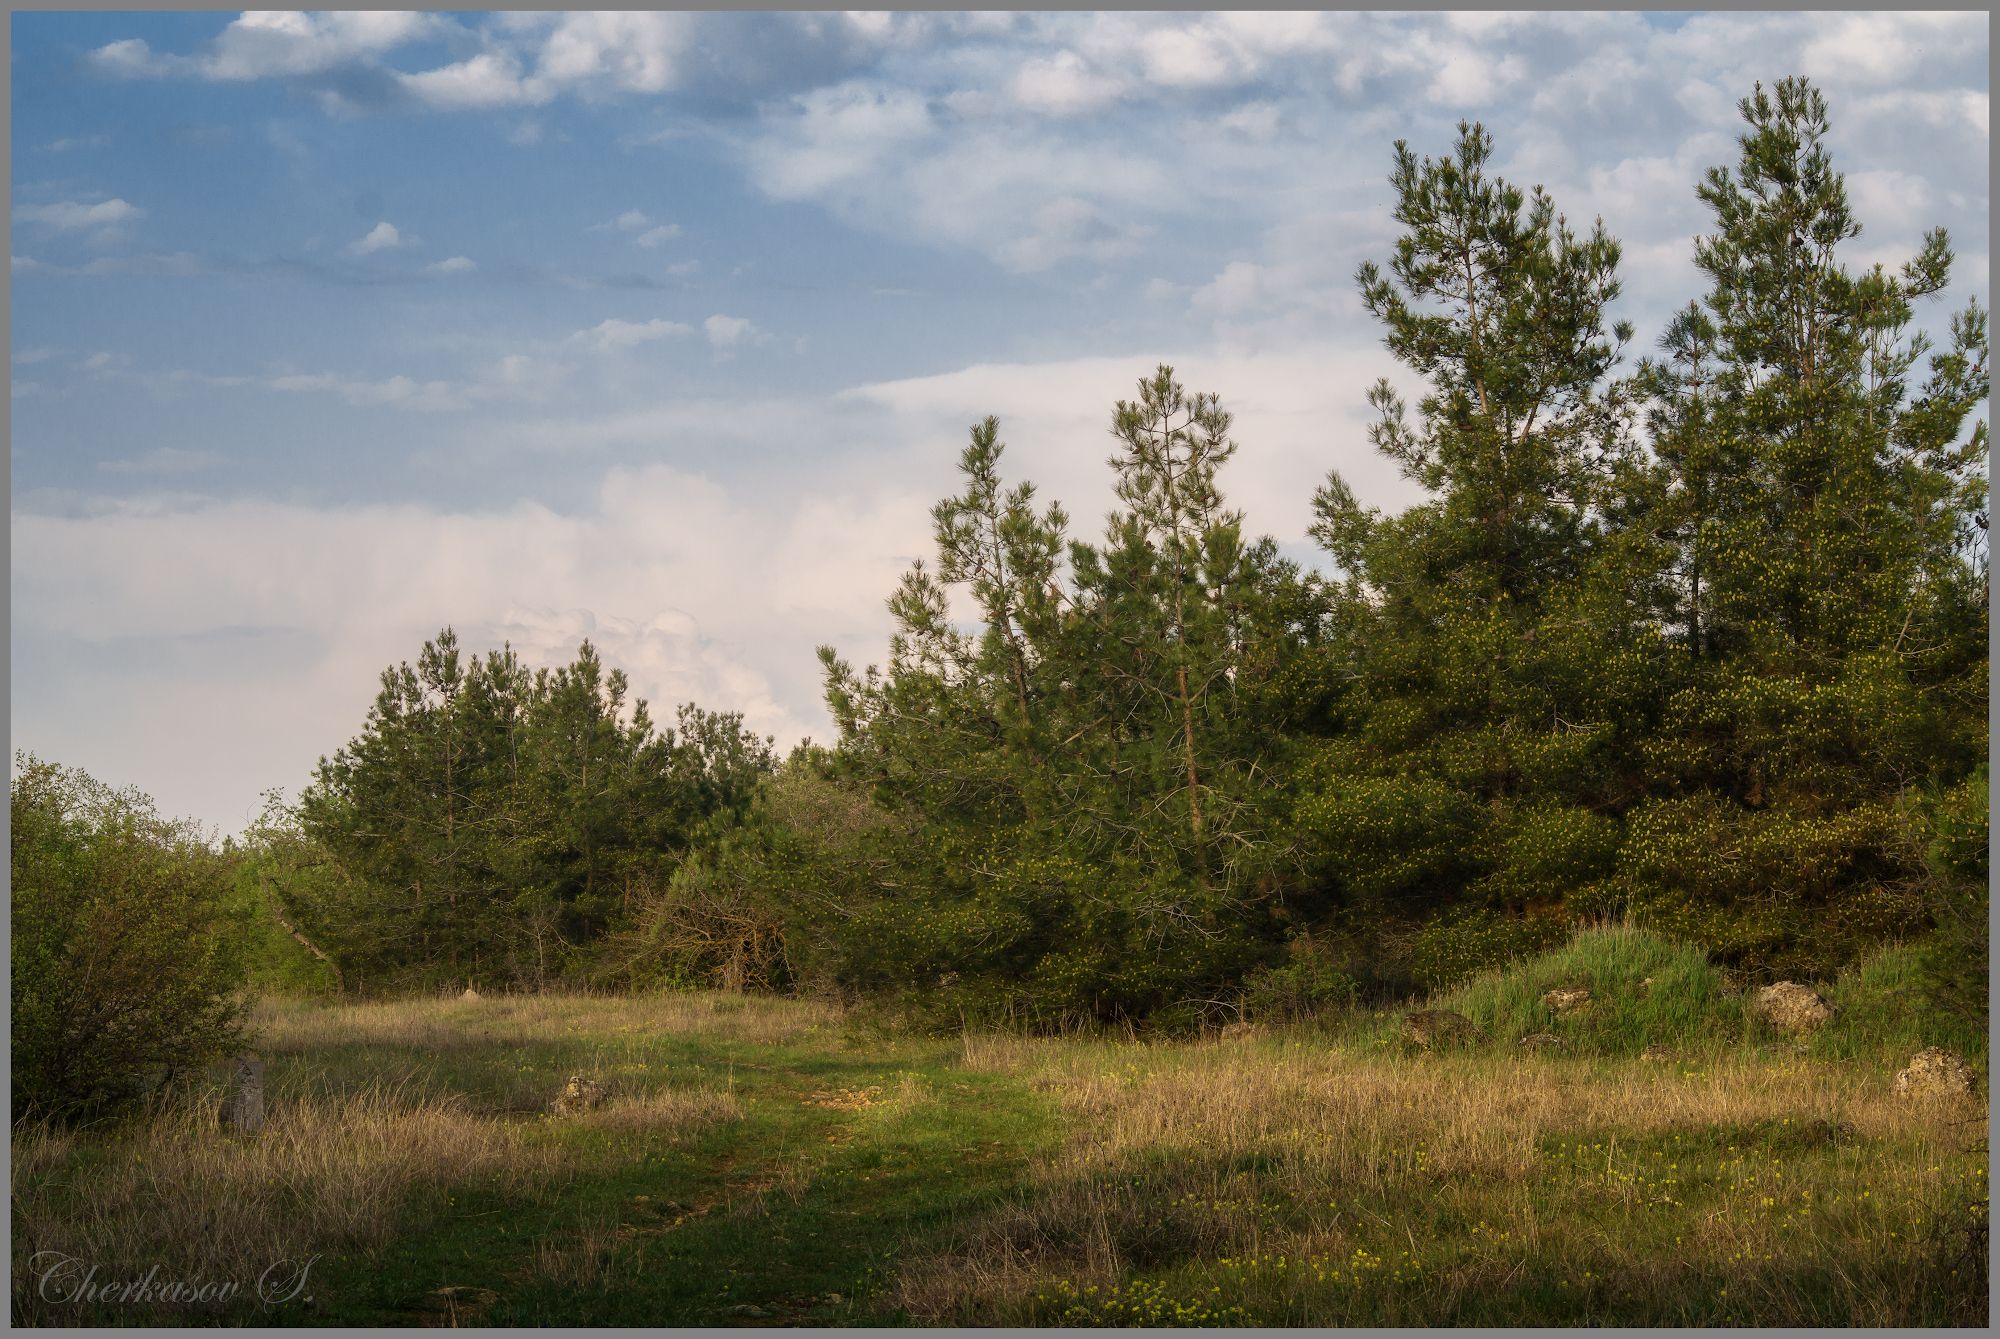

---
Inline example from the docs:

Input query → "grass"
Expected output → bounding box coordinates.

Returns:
[11,939,1989,1327]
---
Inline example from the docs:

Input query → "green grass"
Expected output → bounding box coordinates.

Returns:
[1418,923,1741,1055]
[11,939,1988,1327]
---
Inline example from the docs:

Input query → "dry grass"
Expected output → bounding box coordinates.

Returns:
[578,1087,742,1135]
[11,996,762,1326]
[897,1033,1987,1326]
[11,1083,549,1326]
[249,989,842,1054]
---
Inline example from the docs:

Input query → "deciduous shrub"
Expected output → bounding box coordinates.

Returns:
[10,754,247,1121]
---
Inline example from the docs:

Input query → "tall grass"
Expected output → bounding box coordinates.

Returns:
[11,1084,549,1326]
[916,1024,1987,1325]
[1418,923,1743,1055]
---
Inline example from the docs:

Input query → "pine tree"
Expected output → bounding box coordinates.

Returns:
[1624,78,1988,975]
[1295,120,1663,989]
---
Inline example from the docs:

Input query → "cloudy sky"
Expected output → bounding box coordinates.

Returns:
[10,9,1989,832]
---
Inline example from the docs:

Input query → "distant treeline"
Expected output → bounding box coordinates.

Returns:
[20,77,1980,1097]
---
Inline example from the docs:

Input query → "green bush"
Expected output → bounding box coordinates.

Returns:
[10,754,248,1121]
[1241,935,1361,1022]
[1409,906,1570,992]
[1814,942,1988,1064]
[1422,924,1744,1056]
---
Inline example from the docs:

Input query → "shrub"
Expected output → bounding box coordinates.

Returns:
[10,754,247,1121]
[1241,935,1361,1022]
[1422,923,1743,1056]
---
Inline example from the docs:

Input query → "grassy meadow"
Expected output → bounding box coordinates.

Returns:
[11,931,1989,1327]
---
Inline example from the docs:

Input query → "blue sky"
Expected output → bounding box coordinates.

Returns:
[10,10,1990,832]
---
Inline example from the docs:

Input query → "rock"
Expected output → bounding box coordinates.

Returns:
[1518,1031,1563,1051]
[461,986,481,1002]
[222,1055,266,1134]
[551,1074,607,1115]
[1400,1009,1484,1050]
[1753,982,1834,1035]
[1541,987,1591,1014]
[1894,1047,1974,1100]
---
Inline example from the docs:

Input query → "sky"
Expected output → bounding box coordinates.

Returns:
[9,9,1990,834]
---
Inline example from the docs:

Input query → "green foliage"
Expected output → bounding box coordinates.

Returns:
[1240,935,1361,1022]
[1410,907,1574,993]
[268,79,1987,1027]
[1426,925,1742,1056]
[815,367,1312,1025]
[1814,942,1988,1064]
[10,754,247,1121]
[295,629,776,991]
[1619,77,1989,978]
[1901,767,1990,1031]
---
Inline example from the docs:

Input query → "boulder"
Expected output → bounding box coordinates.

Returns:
[1541,987,1591,1014]
[222,1055,266,1134]
[1894,1047,1975,1100]
[1753,982,1833,1035]
[1518,1031,1563,1051]
[551,1074,606,1115]
[1400,1009,1483,1050]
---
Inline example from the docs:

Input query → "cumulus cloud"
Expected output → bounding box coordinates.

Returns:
[399,51,538,109]
[1010,50,1126,115]
[702,314,760,348]
[577,317,694,350]
[93,11,441,82]
[10,463,926,829]
[14,198,144,230]
[345,221,403,256]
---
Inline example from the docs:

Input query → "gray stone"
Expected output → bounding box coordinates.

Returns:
[1894,1047,1975,1100]
[223,1055,266,1134]
[1753,982,1834,1035]
[551,1073,607,1115]
[1400,1009,1484,1050]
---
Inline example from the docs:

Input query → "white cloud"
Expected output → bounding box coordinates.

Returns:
[268,371,463,412]
[1010,50,1126,116]
[345,221,403,256]
[634,224,680,248]
[14,198,144,230]
[703,314,760,348]
[93,11,441,82]
[516,11,697,97]
[10,463,926,829]
[577,317,694,350]
[400,51,539,109]
[428,255,476,275]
